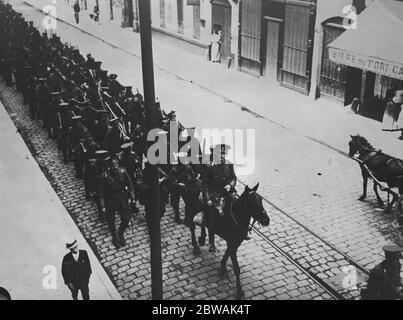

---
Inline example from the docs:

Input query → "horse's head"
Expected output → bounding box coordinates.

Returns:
[348,135,373,157]
[241,184,270,227]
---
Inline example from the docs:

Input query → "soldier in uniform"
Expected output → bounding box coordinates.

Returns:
[201,144,237,252]
[139,162,168,231]
[103,118,125,156]
[362,245,403,300]
[98,156,136,248]
[93,109,109,146]
[36,78,51,124]
[66,115,88,178]
[119,142,141,213]
[46,91,63,139]
[83,135,101,199]
[108,74,123,100]
[130,123,146,158]
[93,150,110,221]
[57,102,74,161]
[168,152,202,227]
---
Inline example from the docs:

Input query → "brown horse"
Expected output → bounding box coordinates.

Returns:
[349,135,403,210]
[196,184,270,299]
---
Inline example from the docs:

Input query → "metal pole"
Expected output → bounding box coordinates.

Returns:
[138,0,163,300]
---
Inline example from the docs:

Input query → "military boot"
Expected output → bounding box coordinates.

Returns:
[112,233,121,249]
[174,212,182,225]
[118,231,126,247]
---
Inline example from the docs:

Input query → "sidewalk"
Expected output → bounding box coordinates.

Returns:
[0,100,121,300]
[22,0,403,160]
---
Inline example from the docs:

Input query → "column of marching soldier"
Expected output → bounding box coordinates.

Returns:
[0,2,241,255]
[0,2,195,250]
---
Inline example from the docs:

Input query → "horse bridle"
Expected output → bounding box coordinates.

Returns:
[229,200,256,237]
[354,141,381,164]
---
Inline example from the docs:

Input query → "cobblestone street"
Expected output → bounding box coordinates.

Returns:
[0,81,339,300]
[2,0,403,300]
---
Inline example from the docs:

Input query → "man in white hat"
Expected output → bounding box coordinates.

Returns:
[61,239,92,300]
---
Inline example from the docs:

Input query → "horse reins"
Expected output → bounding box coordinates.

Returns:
[229,201,255,237]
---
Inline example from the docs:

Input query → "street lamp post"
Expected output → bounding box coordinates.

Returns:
[138,0,163,300]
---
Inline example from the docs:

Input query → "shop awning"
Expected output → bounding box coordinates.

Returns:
[328,0,403,80]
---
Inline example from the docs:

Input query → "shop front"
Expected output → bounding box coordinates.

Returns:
[327,0,403,121]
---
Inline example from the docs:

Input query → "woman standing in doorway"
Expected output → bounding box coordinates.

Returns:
[210,29,222,63]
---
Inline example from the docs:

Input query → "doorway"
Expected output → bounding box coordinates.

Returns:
[344,67,362,106]
[263,17,282,81]
[212,0,232,63]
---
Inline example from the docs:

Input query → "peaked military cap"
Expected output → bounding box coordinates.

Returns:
[95,150,110,160]
[120,142,134,151]
[71,115,82,121]
[383,245,403,260]
[109,74,118,80]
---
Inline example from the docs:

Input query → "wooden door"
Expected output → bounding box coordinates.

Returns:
[264,18,281,81]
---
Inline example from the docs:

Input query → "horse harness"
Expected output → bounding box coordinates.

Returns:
[228,197,254,239]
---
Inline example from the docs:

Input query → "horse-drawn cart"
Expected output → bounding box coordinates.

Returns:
[351,157,399,207]
[351,156,403,241]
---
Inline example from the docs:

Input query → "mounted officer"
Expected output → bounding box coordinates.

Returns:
[98,156,136,248]
[201,144,237,252]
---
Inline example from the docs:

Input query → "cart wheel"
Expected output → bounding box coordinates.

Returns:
[394,195,403,241]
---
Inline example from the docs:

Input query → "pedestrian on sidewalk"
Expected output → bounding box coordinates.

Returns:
[61,239,92,300]
[73,0,80,24]
[210,28,222,63]
[382,90,403,130]
[93,4,100,24]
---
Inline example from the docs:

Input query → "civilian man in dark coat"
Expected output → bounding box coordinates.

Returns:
[73,1,80,24]
[61,239,92,300]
